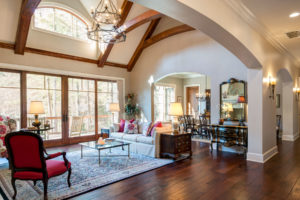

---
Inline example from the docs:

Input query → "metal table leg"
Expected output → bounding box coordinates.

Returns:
[128,144,130,158]
[98,150,101,165]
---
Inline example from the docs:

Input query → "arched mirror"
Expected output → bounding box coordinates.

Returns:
[220,78,247,122]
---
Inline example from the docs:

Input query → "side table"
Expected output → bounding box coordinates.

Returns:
[160,133,192,159]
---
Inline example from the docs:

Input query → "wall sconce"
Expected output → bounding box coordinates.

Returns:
[264,76,276,99]
[293,87,300,101]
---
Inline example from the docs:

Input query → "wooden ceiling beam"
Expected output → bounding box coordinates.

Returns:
[122,10,163,33]
[98,0,133,67]
[98,9,163,67]
[15,0,41,55]
[0,41,126,68]
[127,18,161,72]
[143,25,195,49]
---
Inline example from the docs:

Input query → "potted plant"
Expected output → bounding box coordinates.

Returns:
[125,94,140,119]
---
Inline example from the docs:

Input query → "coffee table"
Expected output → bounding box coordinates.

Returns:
[79,140,130,165]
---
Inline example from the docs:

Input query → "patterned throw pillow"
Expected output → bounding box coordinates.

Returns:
[148,121,163,137]
[0,124,7,137]
[142,122,153,136]
[119,119,126,132]
[124,120,138,134]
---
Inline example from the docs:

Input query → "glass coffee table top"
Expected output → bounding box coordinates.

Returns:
[79,140,131,165]
[80,140,130,150]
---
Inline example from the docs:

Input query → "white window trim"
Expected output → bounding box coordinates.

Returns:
[154,83,176,122]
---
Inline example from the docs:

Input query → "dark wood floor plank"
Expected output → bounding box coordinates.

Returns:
[44,139,300,200]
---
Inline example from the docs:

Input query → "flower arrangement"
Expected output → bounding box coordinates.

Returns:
[125,93,140,119]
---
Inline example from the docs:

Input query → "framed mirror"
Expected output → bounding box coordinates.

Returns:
[220,78,247,121]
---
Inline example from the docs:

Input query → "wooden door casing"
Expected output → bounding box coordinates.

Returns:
[186,86,199,116]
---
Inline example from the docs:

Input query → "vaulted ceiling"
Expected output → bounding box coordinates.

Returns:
[2,0,299,70]
[0,0,195,72]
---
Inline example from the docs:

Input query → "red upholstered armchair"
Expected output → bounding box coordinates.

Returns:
[5,131,72,200]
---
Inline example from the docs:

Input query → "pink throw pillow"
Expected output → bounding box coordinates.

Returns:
[129,119,135,123]
[148,121,162,136]
[119,119,126,132]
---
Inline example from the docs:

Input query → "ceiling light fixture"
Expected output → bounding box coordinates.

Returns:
[87,0,126,44]
[289,12,300,18]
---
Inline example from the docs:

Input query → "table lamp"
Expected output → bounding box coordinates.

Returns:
[29,101,45,129]
[237,96,247,126]
[168,102,183,134]
[109,103,120,123]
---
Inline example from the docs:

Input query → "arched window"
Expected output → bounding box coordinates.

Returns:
[34,7,88,41]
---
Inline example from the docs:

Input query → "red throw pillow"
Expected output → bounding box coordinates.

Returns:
[119,119,126,132]
[148,121,162,136]
[129,119,135,123]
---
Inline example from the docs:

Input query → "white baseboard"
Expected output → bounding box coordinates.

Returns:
[282,132,299,141]
[247,146,278,163]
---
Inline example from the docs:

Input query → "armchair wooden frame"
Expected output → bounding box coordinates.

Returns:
[5,131,72,200]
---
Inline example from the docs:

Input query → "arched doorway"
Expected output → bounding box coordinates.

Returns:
[276,69,296,141]
[152,72,211,122]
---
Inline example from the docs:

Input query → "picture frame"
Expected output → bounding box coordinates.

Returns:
[276,94,280,108]
[177,96,182,104]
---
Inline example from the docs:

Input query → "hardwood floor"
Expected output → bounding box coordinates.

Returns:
[47,139,300,200]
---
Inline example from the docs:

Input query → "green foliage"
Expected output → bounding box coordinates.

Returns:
[125,94,140,118]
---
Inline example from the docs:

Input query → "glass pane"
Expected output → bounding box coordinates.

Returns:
[54,9,72,36]
[154,85,175,122]
[69,78,95,137]
[34,8,55,32]
[27,74,62,140]
[34,7,88,41]
[97,81,119,129]
[0,72,21,128]
[73,17,88,40]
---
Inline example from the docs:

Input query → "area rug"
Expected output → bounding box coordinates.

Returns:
[0,148,173,200]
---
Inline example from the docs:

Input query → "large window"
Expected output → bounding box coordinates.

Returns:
[27,74,62,140]
[0,72,21,127]
[97,81,119,129]
[0,68,122,147]
[68,78,95,137]
[154,84,175,122]
[34,7,88,41]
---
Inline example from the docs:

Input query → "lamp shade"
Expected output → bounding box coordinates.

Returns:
[29,101,45,114]
[237,96,246,103]
[109,103,120,112]
[168,102,183,116]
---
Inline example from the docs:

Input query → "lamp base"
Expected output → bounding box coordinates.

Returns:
[172,117,180,134]
[32,114,41,129]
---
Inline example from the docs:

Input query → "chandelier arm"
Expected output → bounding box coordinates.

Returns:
[109,0,118,13]
[96,0,102,12]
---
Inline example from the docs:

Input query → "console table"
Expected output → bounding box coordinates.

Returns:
[160,133,192,159]
[209,124,248,155]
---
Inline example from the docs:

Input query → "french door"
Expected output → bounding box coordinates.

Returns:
[0,69,119,147]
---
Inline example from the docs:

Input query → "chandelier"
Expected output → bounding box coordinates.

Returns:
[87,0,126,43]
[196,76,210,102]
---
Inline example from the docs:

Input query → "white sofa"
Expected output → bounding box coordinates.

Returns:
[110,123,172,158]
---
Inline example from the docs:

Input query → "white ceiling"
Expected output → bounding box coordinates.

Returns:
[240,0,300,63]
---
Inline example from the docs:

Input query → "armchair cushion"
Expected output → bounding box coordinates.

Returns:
[14,160,71,180]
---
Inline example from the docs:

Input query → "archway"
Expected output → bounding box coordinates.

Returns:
[133,0,263,70]
[276,68,296,141]
[153,72,211,121]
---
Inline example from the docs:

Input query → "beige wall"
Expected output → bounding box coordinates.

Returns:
[157,76,184,100]
[129,30,248,124]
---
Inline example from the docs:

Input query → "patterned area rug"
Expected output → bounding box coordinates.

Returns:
[0,148,173,200]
